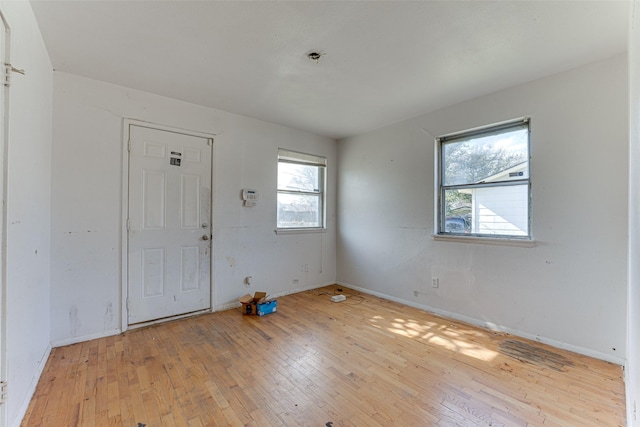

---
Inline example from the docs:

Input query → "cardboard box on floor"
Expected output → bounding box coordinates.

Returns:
[239,292,277,316]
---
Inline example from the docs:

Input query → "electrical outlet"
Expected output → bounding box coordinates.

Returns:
[432,278,439,288]
[414,291,419,297]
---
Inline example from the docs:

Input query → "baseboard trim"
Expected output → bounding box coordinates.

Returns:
[52,282,338,345]
[11,343,52,427]
[49,280,625,366]
[337,281,625,366]
[214,281,335,312]
[51,329,121,348]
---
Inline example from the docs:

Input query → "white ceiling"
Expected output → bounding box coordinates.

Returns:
[30,1,629,139]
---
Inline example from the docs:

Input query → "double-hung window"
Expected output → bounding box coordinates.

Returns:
[436,118,531,239]
[277,148,326,230]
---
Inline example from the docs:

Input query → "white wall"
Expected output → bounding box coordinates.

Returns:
[337,55,628,363]
[0,2,53,426]
[627,0,640,423]
[50,72,337,345]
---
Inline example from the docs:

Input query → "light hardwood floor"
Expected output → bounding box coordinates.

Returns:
[21,285,625,426]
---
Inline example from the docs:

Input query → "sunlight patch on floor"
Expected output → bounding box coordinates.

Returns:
[369,316,498,362]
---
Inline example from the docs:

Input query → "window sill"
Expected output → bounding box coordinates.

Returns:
[275,227,327,235]
[432,234,536,248]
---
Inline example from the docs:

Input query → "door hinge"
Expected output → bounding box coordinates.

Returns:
[128,139,132,152]
[126,218,130,231]
[126,298,130,311]
[0,381,7,405]
[3,65,9,88]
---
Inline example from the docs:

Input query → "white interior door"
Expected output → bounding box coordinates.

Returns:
[127,124,212,325]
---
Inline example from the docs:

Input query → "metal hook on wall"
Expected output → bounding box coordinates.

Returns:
[6,64,24,75]
[4,63,25,87]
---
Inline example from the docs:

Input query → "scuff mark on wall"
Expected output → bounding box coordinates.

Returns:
[104,302,113,331]
[69,306,80,336]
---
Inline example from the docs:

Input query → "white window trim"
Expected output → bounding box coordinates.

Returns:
[432,233,536,247]
[434,117,533,245]
[275,227,327,235]
[276,148,327,232]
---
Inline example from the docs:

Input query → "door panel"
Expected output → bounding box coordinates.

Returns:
[180,246,200,291]
[143,170,166,229]
[142,248,165,297]
[181,174,200,228]
[128,124,212,325]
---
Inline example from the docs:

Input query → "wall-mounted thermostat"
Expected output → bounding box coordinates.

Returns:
[242,189,258,207]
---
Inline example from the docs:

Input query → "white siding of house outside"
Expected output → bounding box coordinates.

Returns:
[473,184,528,236]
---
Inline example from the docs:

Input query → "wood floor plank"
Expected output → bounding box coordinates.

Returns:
[21,285,626,426]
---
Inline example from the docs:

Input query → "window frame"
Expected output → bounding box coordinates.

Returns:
[276,148,327,232]
[435,118,532,243]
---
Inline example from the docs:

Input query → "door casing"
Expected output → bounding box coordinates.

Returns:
[121,119,215,331]
[0,11,8,427]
